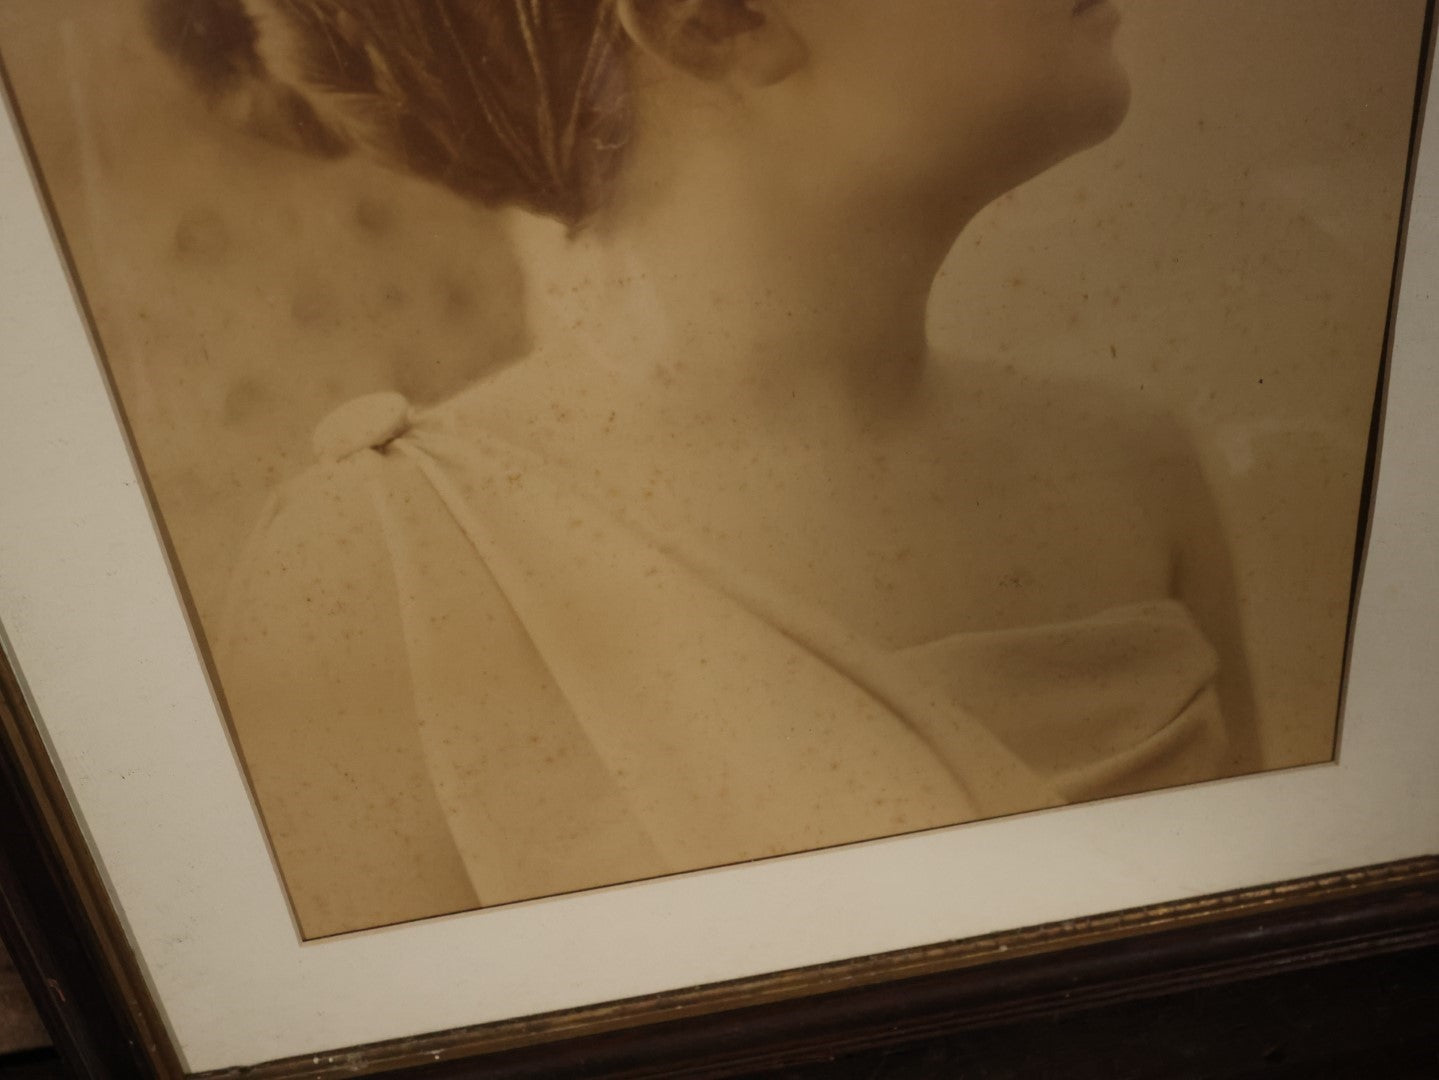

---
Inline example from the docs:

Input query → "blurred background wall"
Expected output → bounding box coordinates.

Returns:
[0,0,1428,771]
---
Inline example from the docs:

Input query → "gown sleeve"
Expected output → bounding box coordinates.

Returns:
[216,449,478,939]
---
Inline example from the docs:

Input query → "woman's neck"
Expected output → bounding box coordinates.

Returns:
[508,131,975,441]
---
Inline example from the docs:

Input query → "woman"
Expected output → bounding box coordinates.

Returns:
[188,0,1259,938]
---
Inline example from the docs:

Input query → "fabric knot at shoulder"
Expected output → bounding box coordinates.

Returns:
[311,391,413,463]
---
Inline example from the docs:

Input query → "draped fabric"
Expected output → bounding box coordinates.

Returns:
[222,393,1229,913]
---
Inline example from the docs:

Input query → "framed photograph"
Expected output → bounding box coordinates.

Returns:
[2,0,1437,1075]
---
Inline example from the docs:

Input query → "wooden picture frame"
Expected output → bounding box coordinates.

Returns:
[3,697,1437,1079]
[2,3,1437,1075]
[3,711,1438,1080]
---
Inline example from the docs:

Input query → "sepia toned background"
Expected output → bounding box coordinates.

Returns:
[0,0,1427,773]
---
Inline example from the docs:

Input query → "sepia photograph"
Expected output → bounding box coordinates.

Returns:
[0,0,1428,944]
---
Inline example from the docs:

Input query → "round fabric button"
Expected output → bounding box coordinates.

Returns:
[311,391,413,462]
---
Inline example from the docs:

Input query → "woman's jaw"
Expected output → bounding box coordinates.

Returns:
[500,0,1131,434]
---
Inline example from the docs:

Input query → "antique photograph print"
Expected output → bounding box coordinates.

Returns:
[0,0,1427,939]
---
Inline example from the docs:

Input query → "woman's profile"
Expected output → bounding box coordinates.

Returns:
[167,0,1262,938]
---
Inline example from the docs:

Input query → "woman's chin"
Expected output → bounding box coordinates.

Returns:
[1066,63,1133,153]
[1094,67,1133,138]
[988,70,1131,201]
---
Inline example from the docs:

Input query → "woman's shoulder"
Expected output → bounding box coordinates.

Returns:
[222,380,546,651]
[216,391,485,935]
[252,386,470,535]
[222,392,444,641]
[236,402,404,576]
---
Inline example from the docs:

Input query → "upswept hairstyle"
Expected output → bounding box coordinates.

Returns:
[147,0,637,226]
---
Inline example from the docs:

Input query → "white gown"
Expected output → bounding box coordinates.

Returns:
[220,390,1231,925]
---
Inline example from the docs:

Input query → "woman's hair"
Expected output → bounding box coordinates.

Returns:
[147,0,636,225]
